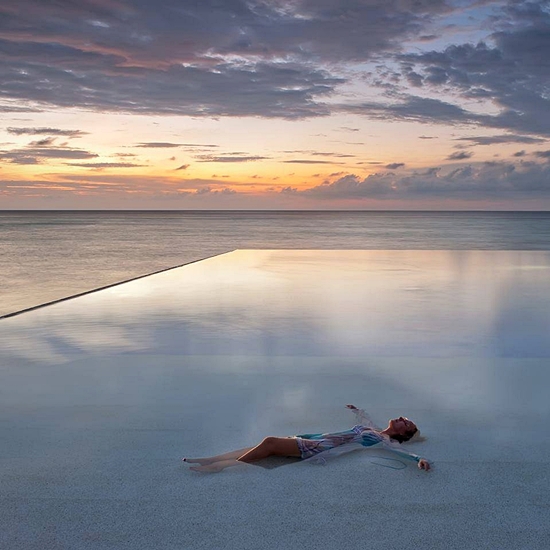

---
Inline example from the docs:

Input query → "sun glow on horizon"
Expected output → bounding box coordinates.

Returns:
[1,1,549,210]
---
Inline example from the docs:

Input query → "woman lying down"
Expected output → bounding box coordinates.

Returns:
[183,405,431,473]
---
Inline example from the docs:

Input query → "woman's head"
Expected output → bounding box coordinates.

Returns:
[386,416,418,443]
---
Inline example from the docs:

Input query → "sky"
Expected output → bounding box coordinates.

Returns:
[1,0,549,210]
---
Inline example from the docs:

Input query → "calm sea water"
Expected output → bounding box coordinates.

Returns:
[1,210,549,317]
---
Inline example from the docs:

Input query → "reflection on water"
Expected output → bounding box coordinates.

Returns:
[2,250,550,362]
[1,250,550,549]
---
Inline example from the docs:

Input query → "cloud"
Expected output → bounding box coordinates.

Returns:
[135,142,182,148]
[0,105,39,113]
[386,162,405,169]
[447,151,473,160]
[302,161,550,201]
[180,144,219,149]
[134,143,219,149]
[193,187,236,196]
[0,0,451,118]
[4,156,40,165]
[342,96,478,125]
[196,155,268,163]
[283,159,335,164]
[0,42,341,119]
[0,145,98,164]
[392,3,550,135]
[67,162,145,168]
[455,135,546,146]
[175,164,190,171]
[29,137,57,147]
[284,150,355,158]
[534,150,550,159]
[311,152,355,158]
[513,150,526,157]
[6,127,87,137]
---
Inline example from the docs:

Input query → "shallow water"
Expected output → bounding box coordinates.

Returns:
[1,250,549,549]
[2,210,550,316]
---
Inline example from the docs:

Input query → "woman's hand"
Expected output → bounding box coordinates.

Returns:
[418,459,431,471]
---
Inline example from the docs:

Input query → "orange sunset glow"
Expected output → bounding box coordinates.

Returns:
[1,1,549,210]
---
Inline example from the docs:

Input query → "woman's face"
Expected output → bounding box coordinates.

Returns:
[389,416,417,436]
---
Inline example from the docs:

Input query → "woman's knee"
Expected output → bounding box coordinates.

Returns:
[261,436,300,457]
[261,436,278,449]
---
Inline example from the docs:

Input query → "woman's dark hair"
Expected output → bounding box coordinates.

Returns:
[390,427,418,444]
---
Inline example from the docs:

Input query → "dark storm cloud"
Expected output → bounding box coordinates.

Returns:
[0,0,449,118]
[455,135,546,146]
[447,151,473,160]
[6,127,87,137]
[534,150,550,159]
[303,160,550,201]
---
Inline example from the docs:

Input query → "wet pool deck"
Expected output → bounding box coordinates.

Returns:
[1,250,550,549]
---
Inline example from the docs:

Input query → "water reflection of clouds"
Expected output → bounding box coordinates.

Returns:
[2,250,550,364]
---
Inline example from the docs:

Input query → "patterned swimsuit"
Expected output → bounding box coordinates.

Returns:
[295,425,385,459]
[294,408,424,465]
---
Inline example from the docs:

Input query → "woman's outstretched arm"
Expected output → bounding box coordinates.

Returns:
[346,404,376,428]
[382,442,431,471]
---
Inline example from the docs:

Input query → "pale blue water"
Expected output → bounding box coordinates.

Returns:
[2,250,550,549]
[1,210,549,316]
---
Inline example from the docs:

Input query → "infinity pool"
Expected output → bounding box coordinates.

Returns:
[1,250,549,550]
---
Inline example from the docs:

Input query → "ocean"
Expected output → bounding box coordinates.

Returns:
[1,210,550,317]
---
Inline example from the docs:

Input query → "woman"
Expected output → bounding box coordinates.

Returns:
[184,405,431,473]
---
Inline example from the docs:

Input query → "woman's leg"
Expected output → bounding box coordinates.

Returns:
[189,458,247,473]
[189,439,300,473]
[237,437,300,463]
[183,447,252,465]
